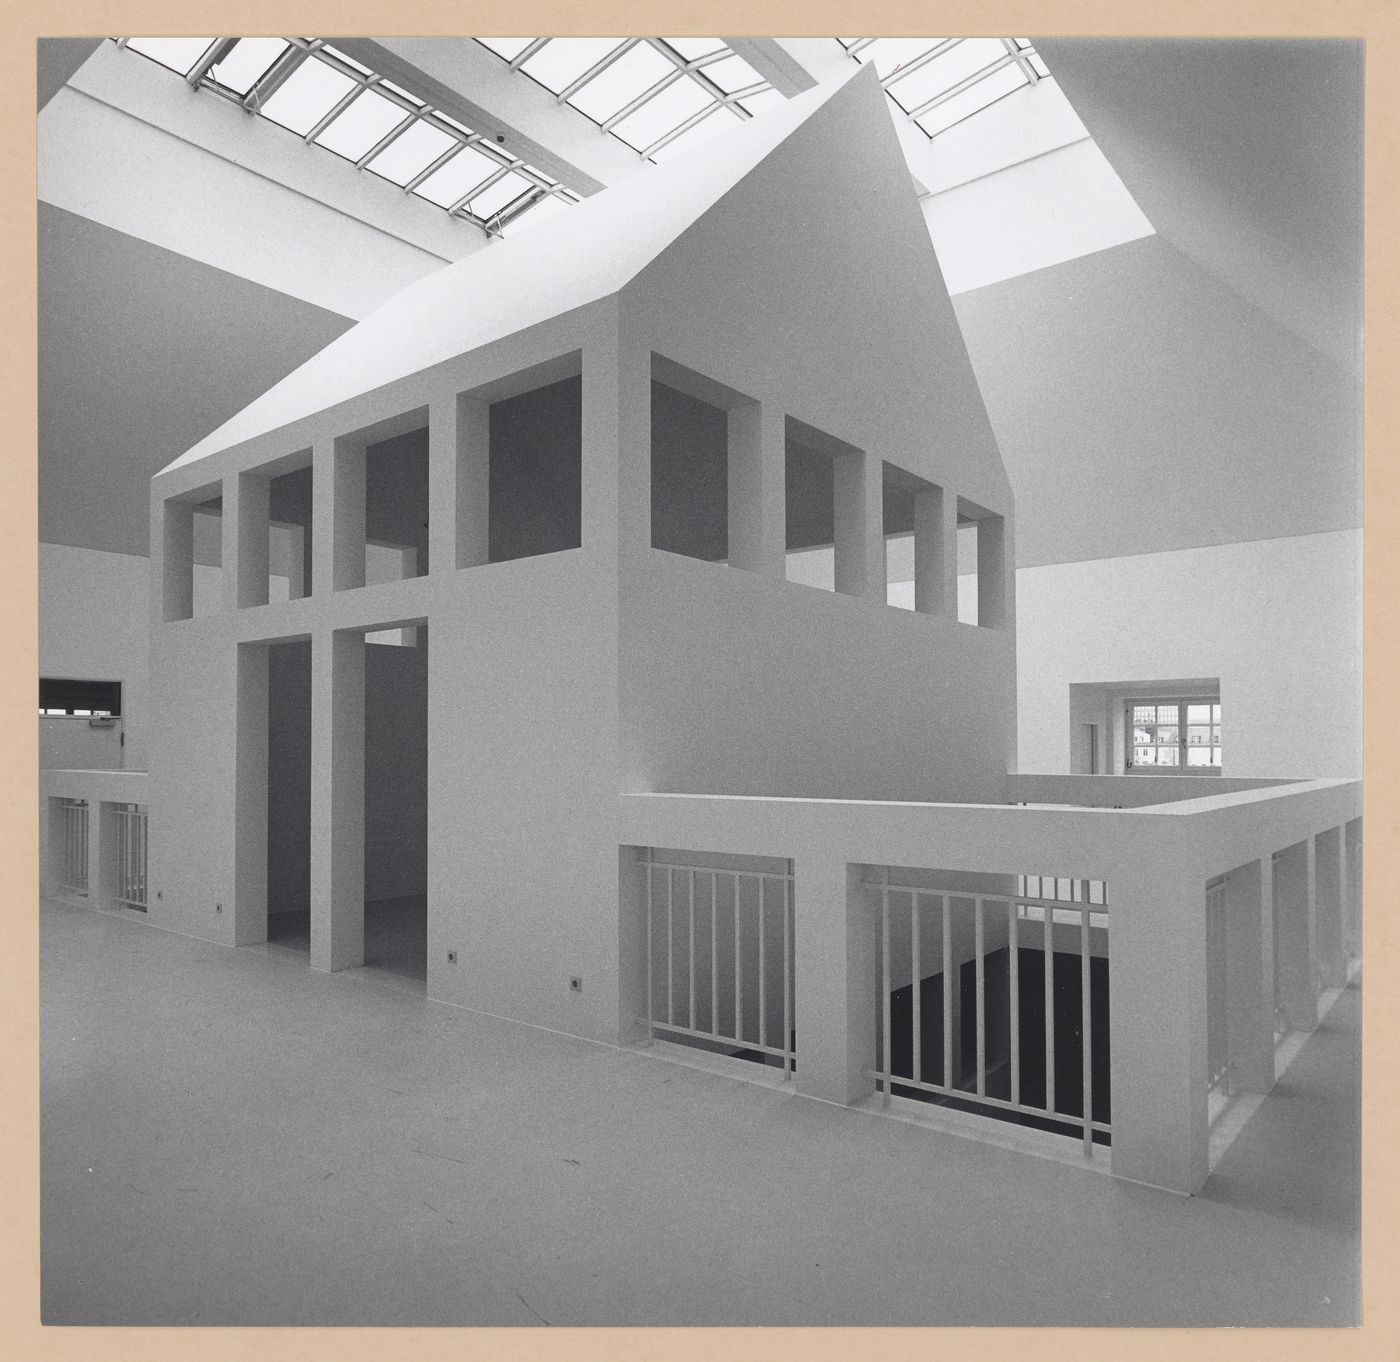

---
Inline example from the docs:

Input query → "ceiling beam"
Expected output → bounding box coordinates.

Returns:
[332,38,646,196]
[37,37,104,110]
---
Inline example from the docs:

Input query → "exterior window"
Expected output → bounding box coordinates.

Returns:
[1126,701,1221,772]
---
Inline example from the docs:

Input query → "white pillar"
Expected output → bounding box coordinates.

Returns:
[234,643,270,946]
[1312,827,1346,989]
[1224,859,1274,1093]
[311,630,364,972]
[793,854,878,1106]
[833,452,883,600]
[1274,840,1318,1031]
[727,399,786,577]
[1108,850,1209,1194]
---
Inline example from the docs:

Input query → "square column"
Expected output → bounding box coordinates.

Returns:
[727,399,786,577]
[833,452,884,600]
[1273,840,1318,1031]
[1312,828,1346,989]
[427,391,460,575]
[1343,818,1362,959]
[913,483,955,617]
[453,393,490,570]
[310,629,364,972]
[1108,851,1209,1194]
[793,853,878,1106]
[1224,859,1275,1093]
[232,471,271,608]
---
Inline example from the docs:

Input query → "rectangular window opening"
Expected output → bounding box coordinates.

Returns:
[1127,698,1222,773]
[458,360,583,569]
[650,378,729,565]
[956,497,1007,629]
[161,486,223,621]
[365,427,429,584]
[784,430,836,592]
[269,464,313,601]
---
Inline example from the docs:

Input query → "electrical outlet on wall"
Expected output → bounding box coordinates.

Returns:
[447,950,457,964]
[569,976,582,993]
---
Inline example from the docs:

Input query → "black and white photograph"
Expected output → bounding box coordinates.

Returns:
[29,21,1367,1340]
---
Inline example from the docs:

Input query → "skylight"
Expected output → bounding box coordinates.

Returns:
[476,37,776,160]
[117,37,580,235]
[838,38,1050,138]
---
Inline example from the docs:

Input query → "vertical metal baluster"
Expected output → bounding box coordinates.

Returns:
[783,869,793,1080]
[911,891,922,1087]
[1082,902,1093,1156]
[881,872,891,1107]
[733,873,742,1043]
[758,877,767,1053]
[1009,895,1020,1107]
[710,871,718,1039]
[666,867,674,1027]
[1045,901,1056,1114]
[975,896,986,1098]
[942,894,952,1090]
[644,855,654,1042]
[688,868,696,1031]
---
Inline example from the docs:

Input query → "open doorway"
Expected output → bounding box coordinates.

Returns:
[361,623,428,983]
[263,638,312,959]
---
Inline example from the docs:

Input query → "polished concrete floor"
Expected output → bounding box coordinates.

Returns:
[267,895,427,982]
[40,896,1361,1326]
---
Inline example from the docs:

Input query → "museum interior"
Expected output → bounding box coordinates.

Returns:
[36,35,1362,1328]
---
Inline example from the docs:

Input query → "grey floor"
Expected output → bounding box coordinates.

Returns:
[267,895,427,982]
[40,896,1360,1327]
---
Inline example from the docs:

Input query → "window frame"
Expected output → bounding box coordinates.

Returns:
[1124,698,1222,774]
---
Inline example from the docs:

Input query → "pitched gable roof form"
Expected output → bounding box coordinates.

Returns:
[160,67,866,474]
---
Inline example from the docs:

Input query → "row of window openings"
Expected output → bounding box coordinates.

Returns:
[162,367,1005,629]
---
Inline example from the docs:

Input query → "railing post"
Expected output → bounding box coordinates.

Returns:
[1311,828,1347,990]
[793,852,877,1106]
[1224,858,1276,1094]
[1274,840,1318,1031]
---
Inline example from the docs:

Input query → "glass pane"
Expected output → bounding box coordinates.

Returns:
[126,37,217,76]
[1187,747,1212,767]
[1156,726,1179,745]
[1157,705,1179,724]
[648,104,743,160]
[322,46,372,75]
[1135,748,1156,765]
[887,41,1013,114]
[1157,747,1180,766]
[366,119,456,185]
[697,53,764,94]
[413,144,506,207]
[1187,705,1211,725]
[568,43,675,122]
[478,38,538,61]
[1187,725,1211,745]
[315,89,411,160]
[1133,705,1155,723]
[260,57,356,135]
[915,63,1027,135]
[1056,878,1072,902]
[521,38,627,93]
[1212,705,1222,723]
[1029,54,1050,78]
[611,77,714,151]
[209,37,289,95]
[1211,726,1221,745]
[1212,747,1223,765]
[1133,727,1152,744]
[859,37,942,80]
[740,88,786,116]
[664,37,727,61]
[469,170,533,219]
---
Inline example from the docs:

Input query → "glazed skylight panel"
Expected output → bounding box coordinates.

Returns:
[117,38,579,234]
[476,38,777,159]
[839,37,1050,138]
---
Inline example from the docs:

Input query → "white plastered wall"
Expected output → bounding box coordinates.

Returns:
[1015,530,1361,780]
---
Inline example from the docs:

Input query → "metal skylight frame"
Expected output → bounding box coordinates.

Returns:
[475,37,776,161]
[838,37,1051,138]
[117,37,581,236]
